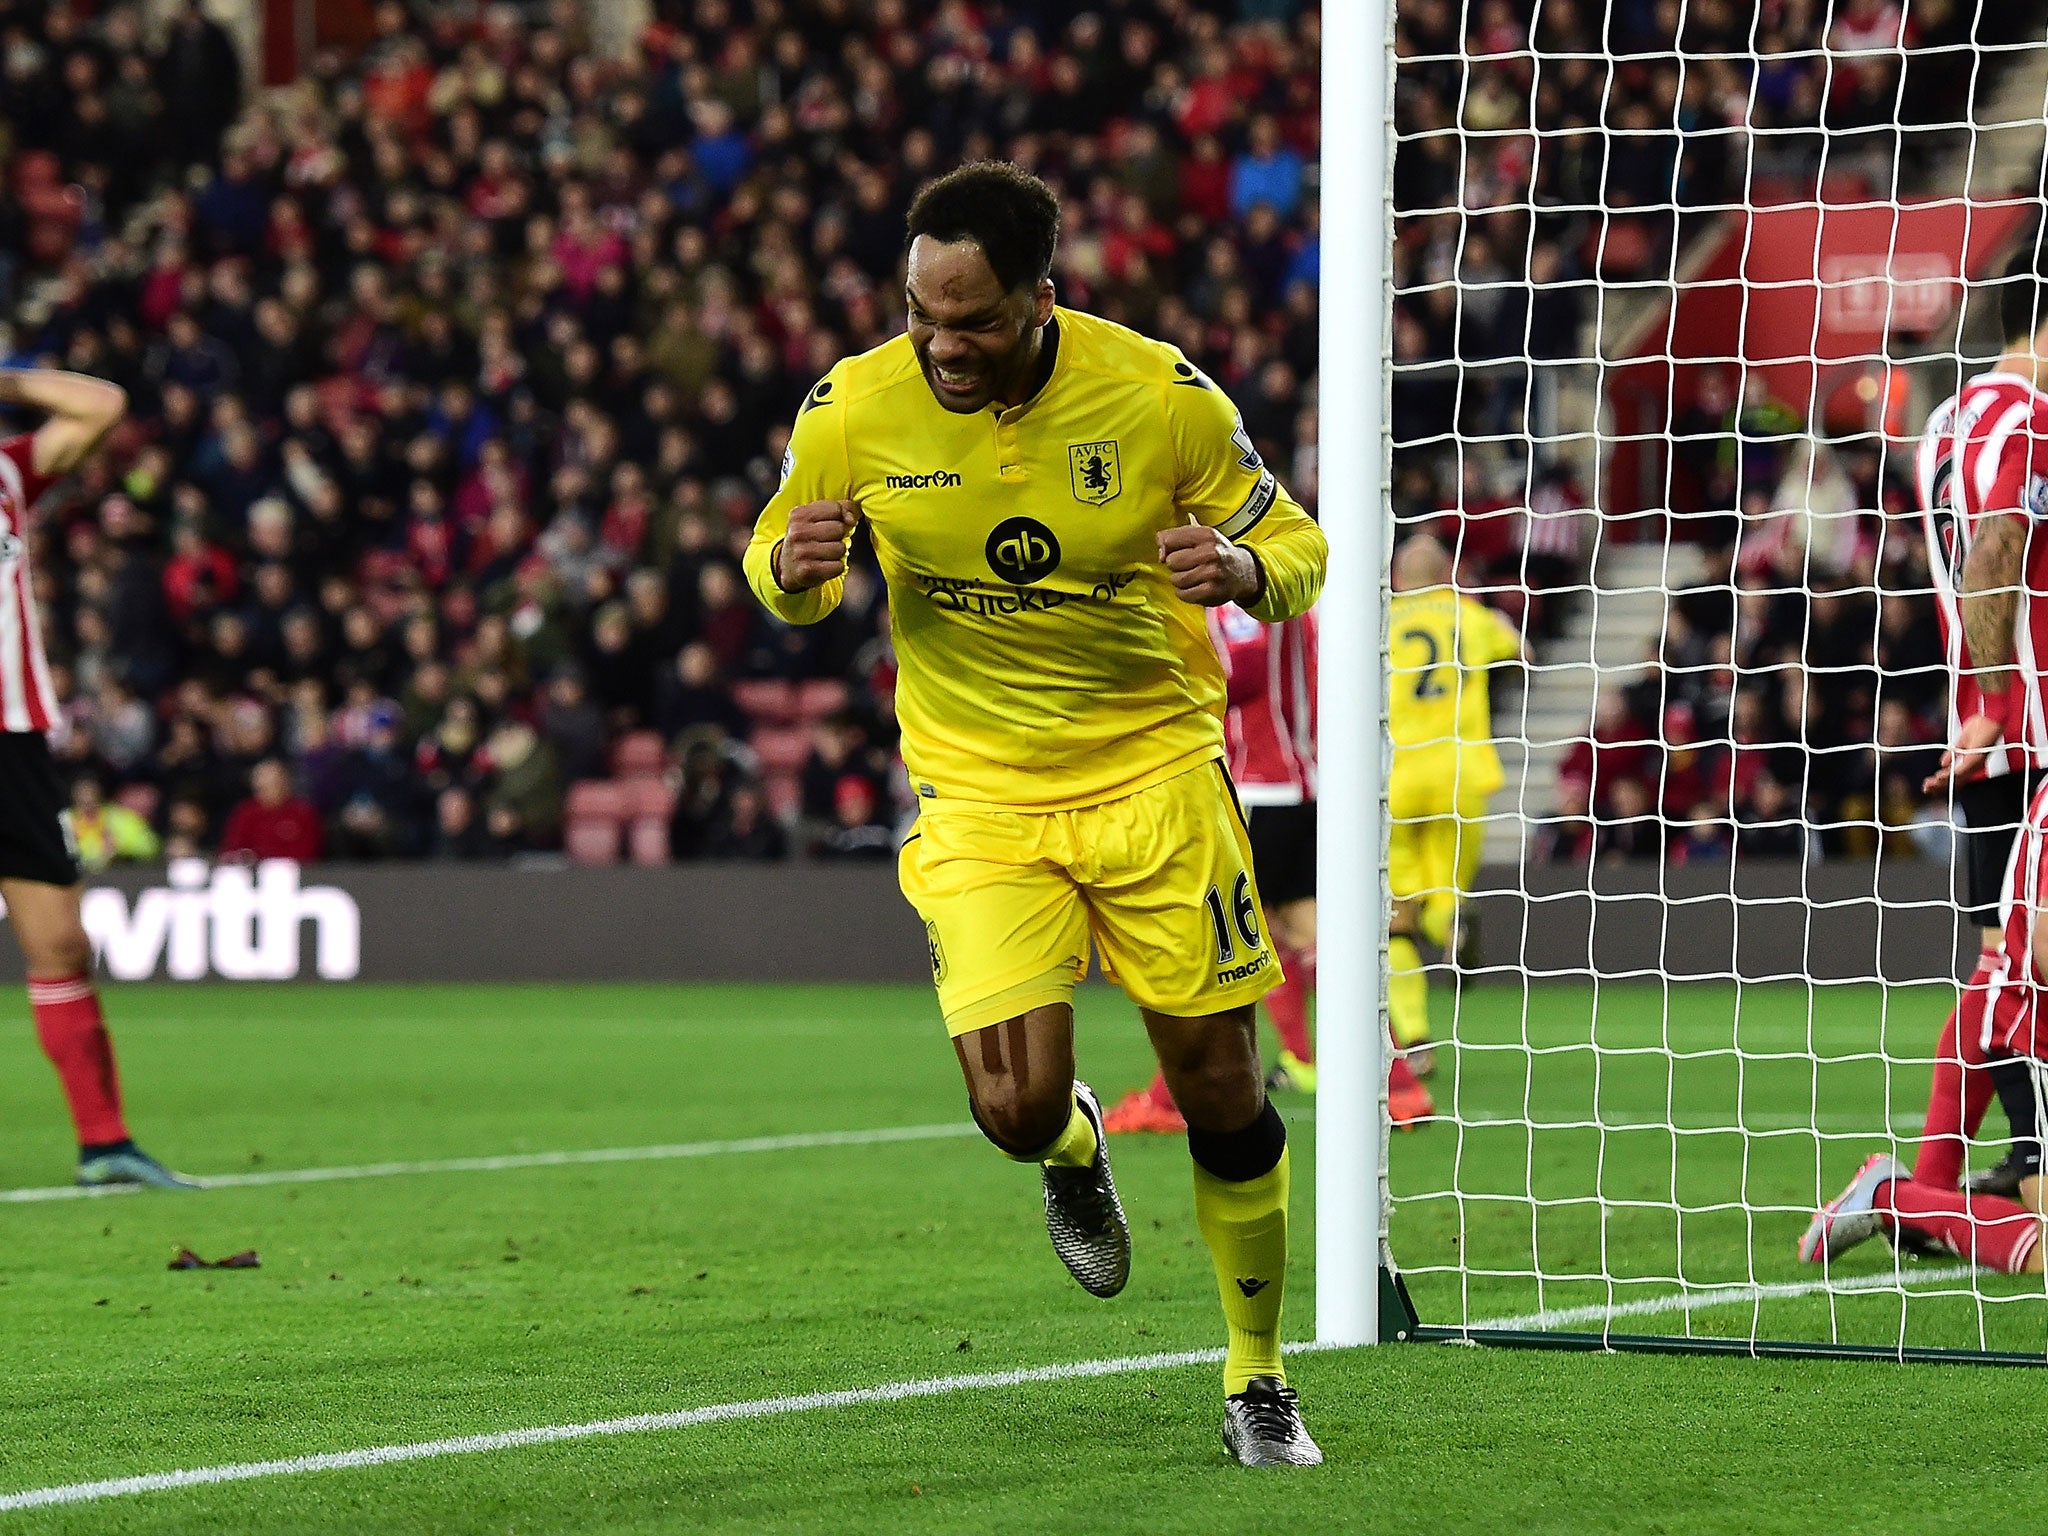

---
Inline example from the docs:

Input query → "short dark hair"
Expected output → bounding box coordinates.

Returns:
[2001,224,2048,343]
[905,162,1060,294]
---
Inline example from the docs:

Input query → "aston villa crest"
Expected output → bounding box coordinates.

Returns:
[1068,440,1121,505]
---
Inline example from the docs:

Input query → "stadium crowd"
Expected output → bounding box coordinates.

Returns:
[1391,0,1978,866]
[0,0,1990,867]
[0,0,1325,864]
[1535,470,1951,867]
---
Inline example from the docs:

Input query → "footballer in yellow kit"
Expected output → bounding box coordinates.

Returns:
[1385,535,1525,1057]
[744,163,1327,1465]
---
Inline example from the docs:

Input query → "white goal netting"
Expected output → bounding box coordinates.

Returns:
[1383,0,2048,1356]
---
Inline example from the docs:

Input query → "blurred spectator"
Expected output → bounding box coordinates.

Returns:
[430,787,500,861]
[1530,780,1594,864]
[669,737,737,861]
[1230,115,1305,221]
[1667,802,1732,868]
[815,777,896,862]
[1737,776,1813,862]
[800,712,894,853]
[654,642,750,743]
[220,759,324,863]
[704,783,789,862]
[68,776,161,871]
[539,667,608,785]
[1596,779,1664,863]
[481,722,564,852]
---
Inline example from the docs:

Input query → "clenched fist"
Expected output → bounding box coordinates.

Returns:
[1157,522,1261,606]
[776,499,860,591]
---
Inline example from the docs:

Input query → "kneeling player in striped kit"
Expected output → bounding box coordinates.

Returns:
[0,369,192,1189]
[1801,772,2048,1272]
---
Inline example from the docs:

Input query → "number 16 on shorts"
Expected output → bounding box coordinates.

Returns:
[1207,871,1263,977]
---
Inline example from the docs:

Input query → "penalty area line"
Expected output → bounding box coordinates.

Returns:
[0,1123,984,1205]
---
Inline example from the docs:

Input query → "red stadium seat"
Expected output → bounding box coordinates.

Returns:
[619,776,675,820]
[733,679,798,725]
[564,818,621,866]
[627,816,671,866]
[563,781,625,866]
[565,781,626,817]
[797,678,851,721]
[610,730,666,778]
[749,725,812,775]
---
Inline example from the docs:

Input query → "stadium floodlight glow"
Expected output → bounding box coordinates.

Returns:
[1314,0,1394,1348]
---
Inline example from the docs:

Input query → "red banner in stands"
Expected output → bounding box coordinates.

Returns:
[1605,197,2034,517]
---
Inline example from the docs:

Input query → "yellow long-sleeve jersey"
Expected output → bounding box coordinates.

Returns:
[744,307,1327,810]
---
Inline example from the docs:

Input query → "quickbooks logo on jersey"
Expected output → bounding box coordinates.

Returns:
[74,859,361,981]
[885,469,963,489]
[985,516,1062,584]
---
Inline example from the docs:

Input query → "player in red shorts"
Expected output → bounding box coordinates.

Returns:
[1104,603,1433,1133]
[0,368,192,1188]
[1801,771,2048,1272]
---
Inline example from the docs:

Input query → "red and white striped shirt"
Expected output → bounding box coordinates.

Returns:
[1208,603,1316,806]
[1915,372,2048,772]
[0,435,58,733]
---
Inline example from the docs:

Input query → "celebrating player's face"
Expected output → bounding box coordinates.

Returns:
[905,236,1049,414]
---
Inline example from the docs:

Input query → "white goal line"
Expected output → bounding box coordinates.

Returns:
[0,1123,985,1204]
[0,1266,1992,1514]
[1472,1263,1980,1332]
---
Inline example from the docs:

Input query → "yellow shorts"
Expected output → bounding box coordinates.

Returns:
[1387,812,1459,905]
[1388,771,1492,907]
[899,763,1282,1037]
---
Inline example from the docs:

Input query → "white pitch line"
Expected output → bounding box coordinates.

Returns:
[0,1346,1241,1513]
[1467,1263,1983,1332]
[0,1124,983,1205]
[0,1266,2029,1513]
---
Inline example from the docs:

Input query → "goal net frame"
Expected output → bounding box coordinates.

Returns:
[1318,0,2048,1368]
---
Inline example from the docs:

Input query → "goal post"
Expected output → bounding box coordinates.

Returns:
[1341,2,2048,1366]
[1314,0,1395,1347]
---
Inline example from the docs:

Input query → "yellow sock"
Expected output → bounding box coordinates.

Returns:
[1418,893,1455,950]
[1003,1097,1098,1167]
[1389,935,1430,1046]
[1193,1146,1289,1394]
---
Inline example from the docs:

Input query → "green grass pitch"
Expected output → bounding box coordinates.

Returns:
[0,980,2042,1534]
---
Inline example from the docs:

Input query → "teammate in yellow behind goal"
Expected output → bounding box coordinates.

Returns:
[1387,535,1526,1074]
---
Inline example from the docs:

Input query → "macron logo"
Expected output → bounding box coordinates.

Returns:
[885,470,963,490]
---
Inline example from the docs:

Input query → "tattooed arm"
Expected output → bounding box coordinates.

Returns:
[1929,511,2033,794]
[1961,511,2028,697]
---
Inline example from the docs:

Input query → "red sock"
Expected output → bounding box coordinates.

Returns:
[1881,1177,2039,1273]
[1388,1053,1422,1094]
[1264,942,1314,1063]
[29,974,128,1147]
[1913,948,1999,1189]
[1142,1071,1177,1112]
